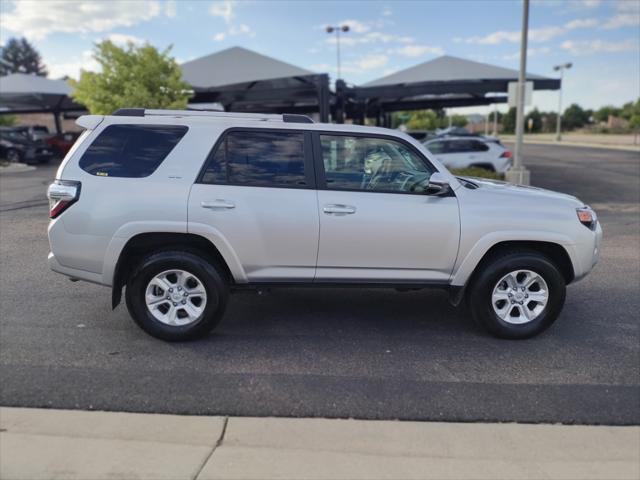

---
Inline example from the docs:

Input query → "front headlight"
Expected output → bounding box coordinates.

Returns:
[576,206,597,230]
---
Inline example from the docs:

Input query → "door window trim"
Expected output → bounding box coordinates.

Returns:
[312,130,441,195]
[196,127,316,190]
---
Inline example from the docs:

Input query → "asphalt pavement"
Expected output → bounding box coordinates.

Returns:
[1,143,638,425]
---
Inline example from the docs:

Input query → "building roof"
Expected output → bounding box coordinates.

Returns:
[0,73,71,95]
[181,46,315,89]
[363,55,550,87]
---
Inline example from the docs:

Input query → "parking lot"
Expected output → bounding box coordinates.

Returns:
[0,143,638,425]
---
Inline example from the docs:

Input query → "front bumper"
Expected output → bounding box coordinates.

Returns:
[570,221,603,283]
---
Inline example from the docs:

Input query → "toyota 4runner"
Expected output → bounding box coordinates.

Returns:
[47,109,602,341]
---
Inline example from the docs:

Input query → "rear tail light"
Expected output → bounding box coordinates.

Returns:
[500,150,513,158]
[47,180,81,219]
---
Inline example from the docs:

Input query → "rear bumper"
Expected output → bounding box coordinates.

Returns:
[48,252,107,286]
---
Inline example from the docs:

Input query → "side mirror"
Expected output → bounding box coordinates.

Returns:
[425,172,451,196]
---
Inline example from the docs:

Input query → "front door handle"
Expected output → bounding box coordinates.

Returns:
[323,204,356,215]
[201,200,235,210]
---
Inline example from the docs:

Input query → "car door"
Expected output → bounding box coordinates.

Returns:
[314,133,460,283]
[189,128,319,282]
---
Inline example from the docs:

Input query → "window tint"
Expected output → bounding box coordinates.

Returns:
[320,135,434,193]
[426,141,446,154]
[201,130,307,187]
[79,124,187,178]
[471,140,489,152]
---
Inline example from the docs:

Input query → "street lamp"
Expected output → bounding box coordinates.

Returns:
[326,24,350,80]
[553,62,572,141]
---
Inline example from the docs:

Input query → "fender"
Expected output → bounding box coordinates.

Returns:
[102,220,248,287]
[450,230,577,286]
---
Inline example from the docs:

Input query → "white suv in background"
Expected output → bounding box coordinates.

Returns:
[47,109,602,341]
[423,136,513,173]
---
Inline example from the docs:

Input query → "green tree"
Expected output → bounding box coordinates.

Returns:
[540,111,558,133]
[0,37,47,76]
[70,40,192,115]
[562,103,590,130]
[501,107,516,134]
[620,99,640,128]
[0,115,17,127]
[405,110,440,130]
[448,114,468,128]
[594,105,620,123]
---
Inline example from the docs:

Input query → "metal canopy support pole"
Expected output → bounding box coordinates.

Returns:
[505,0,531,186]
[53,111,62,134]
[317,74,330,123]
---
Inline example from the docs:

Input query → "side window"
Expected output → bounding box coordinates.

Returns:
[447,140,470,153]
[426,141,446,154]
[201,130,307,187]
[78,124,187,178]
[320,135,434,193]
[472,140,489,152]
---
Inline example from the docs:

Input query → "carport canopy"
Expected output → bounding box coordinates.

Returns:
[0,73,85,133]
[344,55,560,122]
[182,46,331,121]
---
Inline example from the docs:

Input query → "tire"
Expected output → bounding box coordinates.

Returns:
[6,149,21,163]
[125,250,229,341]
[467,249,566,339]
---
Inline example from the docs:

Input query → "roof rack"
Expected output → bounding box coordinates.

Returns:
[112,108,314,124]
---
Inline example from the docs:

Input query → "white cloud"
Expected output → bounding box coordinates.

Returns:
[459,17,597,45]
[339,19,370,33]
[393,45,444,57]
[105,33,144,46]
[565,18,598,29]
[165,0,176,18]
[382,7,392,16]
[47,50,99,80]
[326,31,414,47]
[561,39,638,54]
[310,53,389,74]
[228,24,252,35]
[2,0,162,40]
[209,0,235,24]
[213,32,226,42]
[354,53,388,70]
[602,14,640,29]
[502,46,551,61]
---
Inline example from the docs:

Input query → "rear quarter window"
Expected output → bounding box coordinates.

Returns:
[78,124,188,178]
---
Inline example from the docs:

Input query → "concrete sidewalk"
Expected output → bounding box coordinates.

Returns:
[0,408,638,480]
[500,134,640,152]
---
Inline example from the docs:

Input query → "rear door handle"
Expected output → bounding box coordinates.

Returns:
[323,204,356,215]
[201,200,235,210]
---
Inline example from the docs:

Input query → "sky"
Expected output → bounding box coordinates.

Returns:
[1,0,638,115]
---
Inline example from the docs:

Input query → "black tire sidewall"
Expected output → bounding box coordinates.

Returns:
[125,251,228,341]
[470,252,566,339]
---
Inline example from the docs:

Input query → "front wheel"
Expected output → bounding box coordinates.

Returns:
[125,251,229,341]
[468,250,566,339]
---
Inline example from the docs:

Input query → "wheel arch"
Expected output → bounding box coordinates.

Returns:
[110,232,236,309]
[449,237,576,306]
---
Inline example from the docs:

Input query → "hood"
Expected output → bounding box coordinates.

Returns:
[460,176,583,206]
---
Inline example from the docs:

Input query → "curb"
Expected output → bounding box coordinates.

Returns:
[0,163,37,174]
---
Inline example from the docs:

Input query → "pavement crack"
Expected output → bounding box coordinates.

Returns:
[193,417,228,480]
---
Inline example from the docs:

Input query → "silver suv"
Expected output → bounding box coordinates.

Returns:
[47,109,602,341]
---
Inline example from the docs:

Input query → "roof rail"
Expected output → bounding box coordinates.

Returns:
[111,108,314,123]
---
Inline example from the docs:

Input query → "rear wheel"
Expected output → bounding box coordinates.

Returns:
[468,250,566,339]
[6,149,21,163]
[125,250,228,341]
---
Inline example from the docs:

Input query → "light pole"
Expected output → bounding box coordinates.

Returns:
[505,0,531,186]
[553,62,572,141]
[326,24,350,81]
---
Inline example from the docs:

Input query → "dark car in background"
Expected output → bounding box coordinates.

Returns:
[0,127,55,164]
[46,131,81,158]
